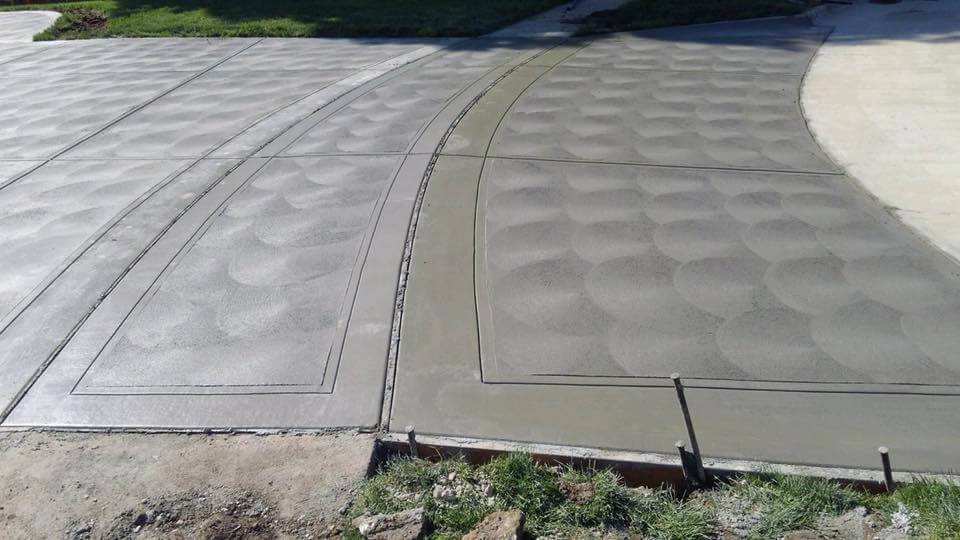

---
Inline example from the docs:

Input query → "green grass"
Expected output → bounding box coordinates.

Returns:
[721,472,868,538]
[577,0,820,34]
[0,0,569,39]
[352,453,960,539]
[895,477,960,538]
[352,454,712,539]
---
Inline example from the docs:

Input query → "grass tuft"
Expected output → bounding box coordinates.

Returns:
[723,472,864,538]
[480,453,562,533]
[896,477,960,538]
[552,467,636,528]
[351,454,957,540]
[646,498,716,540]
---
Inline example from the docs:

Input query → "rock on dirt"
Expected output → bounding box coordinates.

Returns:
[709,492,762,538]
[462,510,525,540]
[352,507,427,539]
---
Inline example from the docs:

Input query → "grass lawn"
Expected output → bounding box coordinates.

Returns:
[0,0,569,39]
[351,453,960,539]
[578,0,821,34]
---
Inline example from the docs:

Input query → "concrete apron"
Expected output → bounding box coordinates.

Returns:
[1,6,958,476]
[0,31,572,429]
[390,17,960,473]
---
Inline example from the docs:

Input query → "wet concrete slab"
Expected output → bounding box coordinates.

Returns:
[391,18,960,472]
[2,9,959,472]
[0,29,560,428]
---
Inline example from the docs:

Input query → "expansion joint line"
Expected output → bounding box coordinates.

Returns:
[380,39,587,431]
[0,38,266,192]
[0,42,431,424]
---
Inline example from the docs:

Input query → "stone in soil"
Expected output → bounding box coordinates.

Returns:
[352,507,427,539]
[462,510,525,540]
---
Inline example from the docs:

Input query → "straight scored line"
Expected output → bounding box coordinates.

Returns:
[0,38,266,192]
[446,152,845,176]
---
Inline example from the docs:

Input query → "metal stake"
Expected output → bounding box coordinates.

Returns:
[406,425,420,459]
[671,373,706,485]
[879,447,895,492]
[675,440,693,484]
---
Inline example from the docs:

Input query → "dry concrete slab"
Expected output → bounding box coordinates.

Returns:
[0,10,57,42]
[803,0,960,262]
[391,17,960,472]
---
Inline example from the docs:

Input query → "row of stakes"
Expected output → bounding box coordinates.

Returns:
[403,372,899,492]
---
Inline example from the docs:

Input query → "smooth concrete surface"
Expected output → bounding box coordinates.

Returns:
[391,17,960,472]
[0,11,58,42]
[803,0,960,261]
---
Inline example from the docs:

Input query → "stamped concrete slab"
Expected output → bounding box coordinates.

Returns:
[0,38,257,76]
[216,38,433,71]
[0,71,199,159]
[281,66,490,155]
[0,33,562,428]
[559,34,823,74]
[477,158,960,389]
[76,155,403,394]
[392,17,960,472]
[490,66,837,172]
[64,70,354,159]
[0,160,190,320]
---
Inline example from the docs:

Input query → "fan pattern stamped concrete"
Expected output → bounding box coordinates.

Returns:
[390,17,960,472]
[473,25,960,389]
[0,19,561,429]
[2,9,960,473]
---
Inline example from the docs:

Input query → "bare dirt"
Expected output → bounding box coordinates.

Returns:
[0,430,375,539]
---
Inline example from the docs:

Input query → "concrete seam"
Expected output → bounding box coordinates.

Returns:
[0,38,265,192]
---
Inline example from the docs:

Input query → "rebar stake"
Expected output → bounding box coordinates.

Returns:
[406,425,420,459]
[671,373,706,485]
[675,440,694,485]
[879,446,895,492]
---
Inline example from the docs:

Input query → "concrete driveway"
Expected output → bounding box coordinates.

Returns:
[389,15,960,472]
[1,5,958,473]
[0,27,532,428]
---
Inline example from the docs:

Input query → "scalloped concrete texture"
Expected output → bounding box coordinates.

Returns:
[803,0,960,262]
[0,11,563,429]
[1,6,959,473]
[391,16,960,472]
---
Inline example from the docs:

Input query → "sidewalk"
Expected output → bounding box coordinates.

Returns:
[803,0,960,261]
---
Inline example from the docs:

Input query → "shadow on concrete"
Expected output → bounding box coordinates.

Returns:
[111,0,568,38]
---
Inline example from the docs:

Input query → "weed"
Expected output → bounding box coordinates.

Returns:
[481,454,563,533]
[352,454,957,540]
[552,467,636,528]
[646,499,715,540]
[723,473,864,538]
[896,477,960,538]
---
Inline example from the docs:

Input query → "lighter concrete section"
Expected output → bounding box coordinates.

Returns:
[0,11,58,42]
[803,0,960,260]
